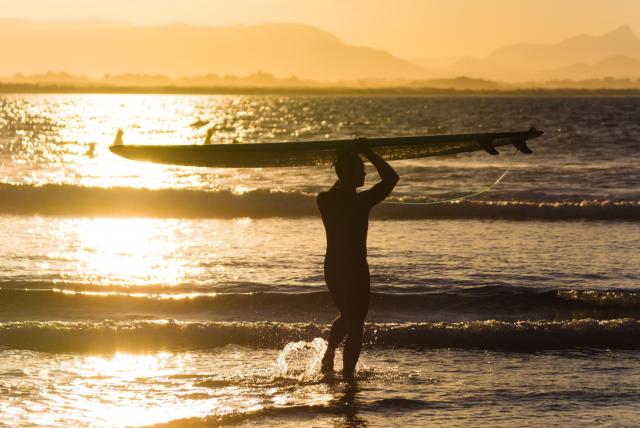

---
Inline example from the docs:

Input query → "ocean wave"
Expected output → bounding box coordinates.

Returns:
[1,184,638,220]
[1,287,639,323]
[557,289,640,308]
[0,319,638,352]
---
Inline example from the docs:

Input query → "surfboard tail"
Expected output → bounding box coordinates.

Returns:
[513,137,533,154]
[479,127,539,155]
[511,127,538,154]
[479,137,500,155]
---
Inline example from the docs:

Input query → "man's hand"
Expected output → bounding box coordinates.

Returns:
[354,137,372,155]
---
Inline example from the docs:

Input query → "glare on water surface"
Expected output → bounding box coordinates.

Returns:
[48,218,194,287]
[3,92,574,207]
[1,94,272,191]
[1,349,335,427]
[16,352,238,426]
[14,216,293,290]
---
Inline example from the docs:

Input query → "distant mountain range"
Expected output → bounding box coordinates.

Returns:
[0,18,427,81]
[538,55,640,81]
[425,25,640,81]
[2,18,640,84]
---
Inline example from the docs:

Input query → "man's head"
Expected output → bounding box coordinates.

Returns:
[333,151,366,188]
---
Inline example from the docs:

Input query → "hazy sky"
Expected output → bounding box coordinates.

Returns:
[1,0,639,59]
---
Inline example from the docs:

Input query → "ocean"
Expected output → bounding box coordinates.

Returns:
[0,94,639,427]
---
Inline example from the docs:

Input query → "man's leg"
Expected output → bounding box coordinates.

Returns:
[321,315,346,373]
[342,317,365,379]
[342,278,369,380]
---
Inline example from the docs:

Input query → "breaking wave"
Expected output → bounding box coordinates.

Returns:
[1,184,638,220]
[1,286,639,323]
[1,319,638,352]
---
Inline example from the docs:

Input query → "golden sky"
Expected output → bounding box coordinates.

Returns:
[1,0,639,59]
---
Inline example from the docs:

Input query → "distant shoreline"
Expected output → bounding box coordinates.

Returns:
[2,83,640,96]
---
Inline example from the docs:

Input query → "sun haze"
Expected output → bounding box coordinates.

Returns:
[1,0,639,59]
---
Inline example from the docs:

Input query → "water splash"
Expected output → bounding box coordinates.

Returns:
[274,337,327,381]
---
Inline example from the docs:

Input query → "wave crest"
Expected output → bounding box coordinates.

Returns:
[2,287,640,322]
[1,319,638,352]
[1,184,638,220]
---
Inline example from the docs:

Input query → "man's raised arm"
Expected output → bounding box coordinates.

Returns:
[356,138,399,206]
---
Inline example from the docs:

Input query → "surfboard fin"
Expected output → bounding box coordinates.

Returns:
[512,136,533,154]
[479,137,499,155]
[511,126,536,154]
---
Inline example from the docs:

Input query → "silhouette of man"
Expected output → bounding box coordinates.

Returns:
[317,138,399,379]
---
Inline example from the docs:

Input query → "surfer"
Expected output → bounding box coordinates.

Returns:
[317,138,399,380]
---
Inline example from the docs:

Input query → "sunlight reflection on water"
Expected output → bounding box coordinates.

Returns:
[49,218,197,287]
[2,347,639,427]
[8,93,625,198]
[31,352,225,426]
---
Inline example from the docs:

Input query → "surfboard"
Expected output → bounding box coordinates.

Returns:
[109,128,543,168]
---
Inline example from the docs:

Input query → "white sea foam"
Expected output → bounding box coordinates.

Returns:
[1,319,639,352]
[274,337,327,381]
[1,183,638,220]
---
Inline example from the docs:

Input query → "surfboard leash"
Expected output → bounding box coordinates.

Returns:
[381,150,520,206]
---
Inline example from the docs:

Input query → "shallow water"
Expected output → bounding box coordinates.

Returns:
[1,218,638,325]
[1,94,639,426]
[2,347,639,427]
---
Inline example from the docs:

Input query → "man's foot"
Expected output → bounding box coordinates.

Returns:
[321,350,335,374]
[342,369,356,383]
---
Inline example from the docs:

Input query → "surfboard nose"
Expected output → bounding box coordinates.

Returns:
[114,129,124,146]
